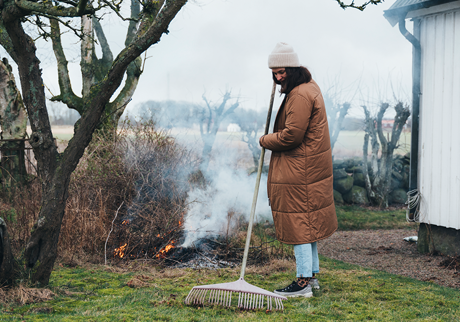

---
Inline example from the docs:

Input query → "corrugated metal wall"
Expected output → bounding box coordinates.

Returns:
[417,8,460,229]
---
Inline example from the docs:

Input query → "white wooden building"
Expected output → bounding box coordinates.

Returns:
[384,0,460,253]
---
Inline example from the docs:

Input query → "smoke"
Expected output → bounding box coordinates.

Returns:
[182,168,271,247]
[129,100,273,248]
[175,125,272,247]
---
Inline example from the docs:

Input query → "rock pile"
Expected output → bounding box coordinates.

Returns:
[333,153,410,205]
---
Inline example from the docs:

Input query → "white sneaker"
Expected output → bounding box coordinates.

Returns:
[310,278,320,290]
[273,281,313,298]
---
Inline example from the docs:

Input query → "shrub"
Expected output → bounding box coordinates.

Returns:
[58,119,197,264]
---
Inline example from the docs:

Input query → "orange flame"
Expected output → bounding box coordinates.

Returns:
[114,243,127,258]
[122,220,129,225]
[156,241,175,258]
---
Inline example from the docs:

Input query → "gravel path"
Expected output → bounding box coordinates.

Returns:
[318,229,460,289]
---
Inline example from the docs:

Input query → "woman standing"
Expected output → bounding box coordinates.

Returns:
[259,42,338,298]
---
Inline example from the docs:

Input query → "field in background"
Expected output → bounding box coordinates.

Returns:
[49,126,411,161]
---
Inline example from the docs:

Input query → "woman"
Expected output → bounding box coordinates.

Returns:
[259,42,337,298]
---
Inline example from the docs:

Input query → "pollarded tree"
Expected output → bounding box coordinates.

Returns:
[0,0,187,286]
[197,91,239,171]
[362,102,410,208]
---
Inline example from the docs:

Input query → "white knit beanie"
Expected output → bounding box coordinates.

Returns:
[268,42,300,68]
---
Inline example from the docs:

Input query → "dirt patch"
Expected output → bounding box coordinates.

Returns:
[318,229,460,289]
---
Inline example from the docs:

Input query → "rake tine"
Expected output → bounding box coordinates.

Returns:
[189,288,199,304]
[219,290,223,305]
[228,291,232,307]
[200,289,208,304]
[195,289,202,304]
[191,289,199,304]
[184,289,193,304]
[208,290,216,303]
[225,291,230,307]
[237,292,241,308]
[194,289,203,304]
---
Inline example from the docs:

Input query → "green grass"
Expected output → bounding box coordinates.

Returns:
[336,205,414,231]
[1,256,459,321]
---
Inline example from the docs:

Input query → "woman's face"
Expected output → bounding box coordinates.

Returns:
[271,68,287,83]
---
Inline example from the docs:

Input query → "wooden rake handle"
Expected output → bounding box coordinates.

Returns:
[240,81,276,279]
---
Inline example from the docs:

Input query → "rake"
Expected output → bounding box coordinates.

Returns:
[184,82,287,310]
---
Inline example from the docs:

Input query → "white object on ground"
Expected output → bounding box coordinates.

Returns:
[403,236,418,242]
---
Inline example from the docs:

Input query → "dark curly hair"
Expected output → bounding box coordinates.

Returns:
[272,66,312,94]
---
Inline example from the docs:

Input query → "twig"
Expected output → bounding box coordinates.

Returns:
[105,201,124,265]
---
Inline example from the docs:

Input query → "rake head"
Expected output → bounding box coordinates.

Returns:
[184,278,287,310]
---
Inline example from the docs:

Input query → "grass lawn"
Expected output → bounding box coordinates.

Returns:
[336,205,413,231]
[0,206,447,321]
[1,256,459,321]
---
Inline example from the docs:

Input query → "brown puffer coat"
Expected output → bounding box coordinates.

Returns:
[259,79,337,245]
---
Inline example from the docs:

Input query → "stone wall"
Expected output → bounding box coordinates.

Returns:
[333,153,410,206]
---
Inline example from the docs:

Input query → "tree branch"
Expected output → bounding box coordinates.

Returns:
[77,0,89,16]
[81,15,94,99]
[376,102,389,153]
[50,19,83,112]
[108,57,142,122]
[0,19,19,62]
[335,0,383,11]
[125,0,141,46]
[93,16,113,64]
[14,0,95,17]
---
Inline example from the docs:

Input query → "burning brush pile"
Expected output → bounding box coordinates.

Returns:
[60,120,290,268]
[108,121,197,263]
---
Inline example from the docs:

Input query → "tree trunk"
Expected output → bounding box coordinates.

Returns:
[0,218,20,286]
[0,58,28,186]
[362,103,410,208]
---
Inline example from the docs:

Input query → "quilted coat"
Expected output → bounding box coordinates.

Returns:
[259,79,337,244]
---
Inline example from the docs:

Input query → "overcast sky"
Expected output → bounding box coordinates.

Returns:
[33,0,414,118]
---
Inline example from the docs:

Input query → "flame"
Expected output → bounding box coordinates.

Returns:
[156,241,175,258]
[178,221,181,226]
[114,243,127,258]
[122,220,129,225]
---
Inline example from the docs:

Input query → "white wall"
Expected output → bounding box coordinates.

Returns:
[415,4,460,229]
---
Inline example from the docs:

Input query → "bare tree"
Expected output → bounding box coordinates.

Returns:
[198,91,239,171]
[231,108,266,168]
[0,0,187,286]
[362,102,410,208]
[325,98,351,152]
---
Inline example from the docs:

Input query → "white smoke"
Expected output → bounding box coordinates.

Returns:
[182,167,271,247]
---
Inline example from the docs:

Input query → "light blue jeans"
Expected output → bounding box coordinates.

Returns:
[293,242,319,278]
